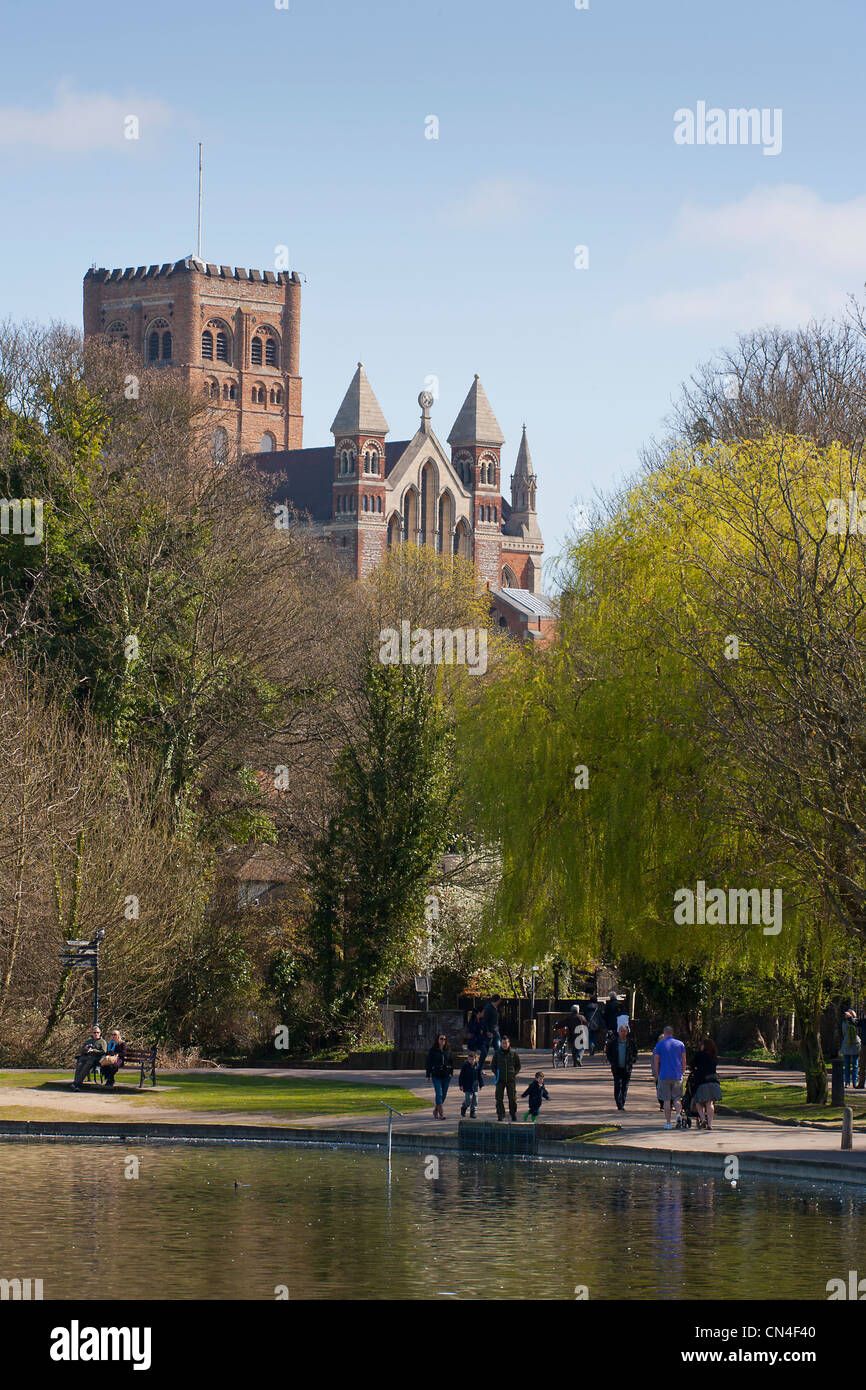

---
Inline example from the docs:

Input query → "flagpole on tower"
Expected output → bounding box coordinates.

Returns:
[196,143,203,260]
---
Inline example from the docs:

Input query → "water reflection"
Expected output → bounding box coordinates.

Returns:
[0,1143,864,1300]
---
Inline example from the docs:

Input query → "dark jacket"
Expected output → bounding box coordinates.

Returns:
[77,1036,107,1059]
[561,1011,587,1037]
[692,1048,719,1084]
[465,1016,486,1050]
[482,1000,500,1034]
[458,1060,484,1092]
[588,1004,604,1031]
[425,1045,453,1080]
[522,1079,550,1112]
[493,1047,521,1083]
[606,1032,638,1074]
[603,998,620,1032]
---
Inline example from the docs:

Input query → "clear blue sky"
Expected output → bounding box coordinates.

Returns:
[2,0,865,579]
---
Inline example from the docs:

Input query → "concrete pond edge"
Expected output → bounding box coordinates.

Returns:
[0,1117,864,1189]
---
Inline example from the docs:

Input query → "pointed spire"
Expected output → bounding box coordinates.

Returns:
[513,424,535,480]
[447,374,504,448]
[330,362,390,436]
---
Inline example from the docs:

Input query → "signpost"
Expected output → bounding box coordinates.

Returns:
[58,931,105,1027]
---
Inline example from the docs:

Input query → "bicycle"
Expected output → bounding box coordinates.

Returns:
[551,1029,572,1068]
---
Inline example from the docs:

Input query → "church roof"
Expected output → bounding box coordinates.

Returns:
[250,442,411,521]
[330,363,390,437]
[447,375,505,448]
[513,425,535,479]
[254,446,334,519]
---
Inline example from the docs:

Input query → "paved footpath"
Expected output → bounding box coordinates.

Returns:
[3,1052,865,1179]
[237,1051,866,1166]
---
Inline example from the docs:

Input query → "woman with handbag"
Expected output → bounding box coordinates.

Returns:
[425,1033,454,1119]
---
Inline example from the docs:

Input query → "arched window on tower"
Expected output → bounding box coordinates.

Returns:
[145,319,171,363]
[201,330,214,360]
[251,328,280,369]
[260,432,275,453]
[212,427,228,466]
[216,332,229,362]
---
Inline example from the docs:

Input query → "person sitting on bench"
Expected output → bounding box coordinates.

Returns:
[72,1026,107,1090]
[99,1030,127,1088]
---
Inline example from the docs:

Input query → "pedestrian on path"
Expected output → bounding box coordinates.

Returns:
[458,1050,485,1117]
[652,1025,686,1129]
[603,992,620,1037]
[559,1004,588,1066]
[482,994,502,1068]
[588,998,604,1055]
[493,1035,522,1121]
[522,1071,550,1121]
[605,1021,638,1110]
[425,1033,454,1119]
[691,1037,722,1129]
[842,1010,861,1088]
[465,1008,487,1064]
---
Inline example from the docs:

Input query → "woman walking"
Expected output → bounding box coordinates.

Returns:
[425,1033,454,1119]
[692,1037,722,1130]
[842,1010,861,1088]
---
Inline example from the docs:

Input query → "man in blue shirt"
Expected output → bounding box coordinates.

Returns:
[652,1025,686,1129]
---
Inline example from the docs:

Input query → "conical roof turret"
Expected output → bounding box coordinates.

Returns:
[447,375,504,447]
[330,363,390,436]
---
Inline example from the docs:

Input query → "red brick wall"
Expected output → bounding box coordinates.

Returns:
[83,262,303,454]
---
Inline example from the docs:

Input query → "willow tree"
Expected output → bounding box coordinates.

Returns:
[460,433,866,1099]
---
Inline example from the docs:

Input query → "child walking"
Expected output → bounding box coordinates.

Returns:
[458,1050,485,1117]
[522,1071,550,1122]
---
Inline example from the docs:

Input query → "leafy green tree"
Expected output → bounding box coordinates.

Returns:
[308,657,455,1026]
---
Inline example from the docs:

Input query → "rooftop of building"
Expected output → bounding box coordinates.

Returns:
[85,257,299,285]
[251,441,413,521]
[492,587,557,620]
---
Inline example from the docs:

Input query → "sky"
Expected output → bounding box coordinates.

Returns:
[2,0,865,584]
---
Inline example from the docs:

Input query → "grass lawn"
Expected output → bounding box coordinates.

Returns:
[0,1070,427,1120]
[721,1078,866,1126]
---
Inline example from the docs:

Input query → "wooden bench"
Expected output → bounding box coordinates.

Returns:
[74,1044,158,1089]
[123,1045,158,1088]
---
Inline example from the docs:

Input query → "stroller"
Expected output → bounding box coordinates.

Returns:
[677,1066,699,1129]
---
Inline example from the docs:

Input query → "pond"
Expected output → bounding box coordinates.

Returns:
[0,1141,863,1300]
